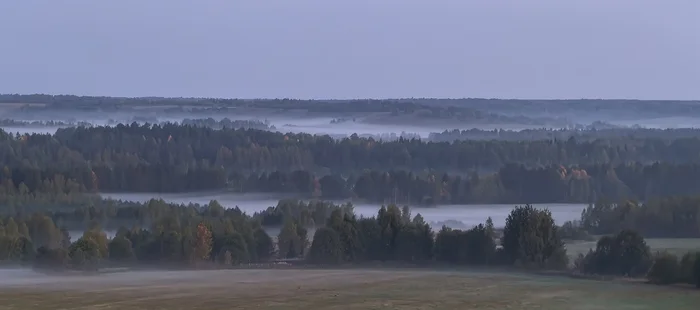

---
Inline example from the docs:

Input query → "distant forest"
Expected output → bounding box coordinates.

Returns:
[0,95,697,288]
[3,94,700,128]
[2,94,699,116]
[0,124,697,204]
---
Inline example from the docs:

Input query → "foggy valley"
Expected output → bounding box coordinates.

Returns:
[0,95,700,310]
[2,0,700,308]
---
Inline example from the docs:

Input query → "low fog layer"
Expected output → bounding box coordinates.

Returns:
[0,114,550,138]
[4,109,700,138]
[101,192,585,229]
[0,268,318,290]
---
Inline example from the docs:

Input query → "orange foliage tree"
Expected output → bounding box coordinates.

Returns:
[194,222,213,263]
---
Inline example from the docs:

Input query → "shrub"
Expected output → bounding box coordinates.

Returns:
[678,252,698,285]
[647,252,680,285]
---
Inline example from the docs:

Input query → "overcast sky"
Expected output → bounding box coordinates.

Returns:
[0,0,698,100]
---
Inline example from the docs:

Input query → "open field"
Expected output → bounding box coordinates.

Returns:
[0,268,698,310]
[566,238,700,259]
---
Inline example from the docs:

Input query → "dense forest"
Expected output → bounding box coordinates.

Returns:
[0,124,699,204]
[0,96,699,289]
[50,125,700,172]
[0,95,566,126]
[0,133,695,286]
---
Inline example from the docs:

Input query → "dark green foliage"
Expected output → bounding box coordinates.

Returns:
[582,197,700,237]
[277,219,305,259]
[647,252,680,284]
[108,236,134,262]
[2,122,700,206]
[0,198,348,268]
[319,175,348,198]
[253,228,274,261]
[34,246,69,270]
[2,122,700,202]
[326,209,363,262]
[9,236,35,263]
[355,217,383,261]
[306,205,435,265]
[69,237,101,270]
[434,224,496,265]
[213,232,249,265]
[559,221,594,241]
[638,251,700,287]
[502,205,567,269]
[393,215,434,263]
[678,252,698,285]
[308,227,342,264]
[695,253,700,288]
[580,230,651,277]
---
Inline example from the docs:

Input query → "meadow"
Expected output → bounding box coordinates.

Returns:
[0,268,698,310]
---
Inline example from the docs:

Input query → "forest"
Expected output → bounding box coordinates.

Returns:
[0,192,698,288]
[0,115,696,289]
[0,124,699,204]
[0,95,568,126]
[3,94,699,119]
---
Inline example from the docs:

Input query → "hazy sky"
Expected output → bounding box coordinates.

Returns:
[0,0,698,99]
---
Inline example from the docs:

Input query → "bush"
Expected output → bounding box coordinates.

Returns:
[33,246,69,270]
[678,252,698,285]
[694,253,700,288]
[579,230,651,277]
[647,252,680,285]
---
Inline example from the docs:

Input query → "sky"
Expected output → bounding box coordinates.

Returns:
[0,0,698,100]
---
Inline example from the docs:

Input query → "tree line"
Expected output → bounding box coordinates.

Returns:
[579,196,700,238]
[2,124,700,198]
[1,198,569,273]
[428,127,700,142]
[574,229,700,288]
[8,124,700,175]
[2,162,700,208]
[6,141,700,205]
[308,203,700,288]
[4,94,700,122]
[1,191,698,288]
[0,95,561,126]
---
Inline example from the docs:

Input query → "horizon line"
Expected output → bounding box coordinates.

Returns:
[1,93,699,102]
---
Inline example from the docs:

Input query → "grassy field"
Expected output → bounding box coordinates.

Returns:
[0,268,698,310]
[566,238,700,259]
